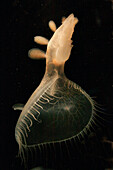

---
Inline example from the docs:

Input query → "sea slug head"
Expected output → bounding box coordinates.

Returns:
[46,14,78,66]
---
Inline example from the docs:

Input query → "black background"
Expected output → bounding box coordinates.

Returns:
[1,0,113,170]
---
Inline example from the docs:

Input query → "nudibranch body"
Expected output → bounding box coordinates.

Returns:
[14,14,96,158]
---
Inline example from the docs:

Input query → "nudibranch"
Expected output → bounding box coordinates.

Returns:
[14,14,97,159]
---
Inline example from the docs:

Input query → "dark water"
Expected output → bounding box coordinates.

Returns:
[1,0,113,169]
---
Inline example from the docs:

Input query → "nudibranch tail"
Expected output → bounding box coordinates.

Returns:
[28,14,78,64]
[46,13,78,65]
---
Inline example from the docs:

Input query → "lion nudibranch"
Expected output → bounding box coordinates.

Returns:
[14,14,97,159]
